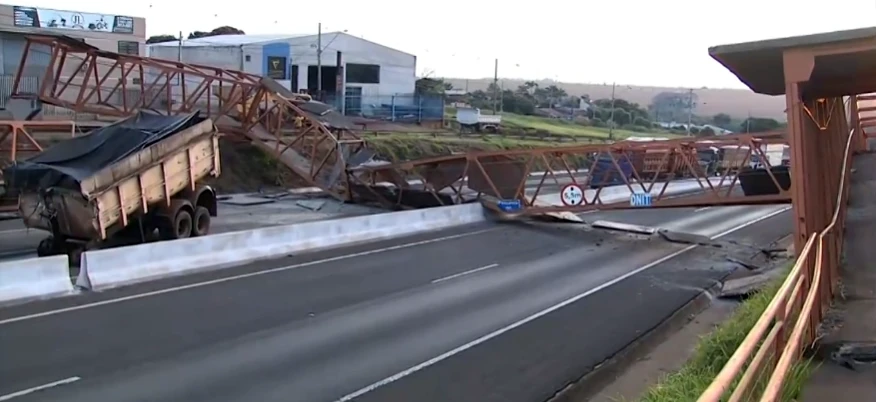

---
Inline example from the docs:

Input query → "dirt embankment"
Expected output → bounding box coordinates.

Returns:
[211,136,551,193]
[209,137,477,193]
[206,139,305,193]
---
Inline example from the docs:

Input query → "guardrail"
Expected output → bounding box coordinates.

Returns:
[697,123,856,401]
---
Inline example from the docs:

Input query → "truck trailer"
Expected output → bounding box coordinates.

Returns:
[3,111,221,257]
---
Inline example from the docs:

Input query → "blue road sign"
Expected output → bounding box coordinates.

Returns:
[630,192,653,207]
[497,199,523,212]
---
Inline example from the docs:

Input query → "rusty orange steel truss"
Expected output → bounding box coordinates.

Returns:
[12,34,794,211]
[11,34,371,203]
[357,132,792,212]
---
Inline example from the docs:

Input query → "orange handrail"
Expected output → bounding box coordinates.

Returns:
[698,98,857,402]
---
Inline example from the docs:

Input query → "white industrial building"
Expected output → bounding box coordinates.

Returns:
[147,32,421,117]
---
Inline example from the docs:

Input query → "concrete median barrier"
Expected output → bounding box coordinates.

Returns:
[0,255,74,305]
[535,177,730,207]
[77,203,488,291]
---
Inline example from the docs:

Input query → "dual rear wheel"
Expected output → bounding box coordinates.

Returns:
[160,206,211,240]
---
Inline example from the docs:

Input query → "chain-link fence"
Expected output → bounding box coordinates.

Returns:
[322,93,445,123]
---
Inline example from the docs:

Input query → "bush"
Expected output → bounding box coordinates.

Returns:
[633,117,652,127]
[591,119,607,128]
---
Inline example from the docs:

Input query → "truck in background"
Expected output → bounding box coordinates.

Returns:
[456,107,502,133]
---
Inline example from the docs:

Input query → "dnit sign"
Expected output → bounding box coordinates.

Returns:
[560,184,584,206]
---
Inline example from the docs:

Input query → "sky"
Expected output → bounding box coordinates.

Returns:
[10,0,876,89]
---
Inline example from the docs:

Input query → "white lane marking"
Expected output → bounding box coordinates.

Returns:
[0,228,496,326]
[0,228,28,235]
[694,206,712,212]
[431,264,499,284]
[0,377,81,401]
[334,206,791,402]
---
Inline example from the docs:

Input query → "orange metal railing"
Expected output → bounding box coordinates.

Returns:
[697,116,856,401]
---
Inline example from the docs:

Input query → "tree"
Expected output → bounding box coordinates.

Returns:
[188,26,245,39]
[416,77,449,95]
[698,127,716,137]
[650,91,697,122]
[740,117,781,133]
[712,113,732,128]
[146,34,177,44]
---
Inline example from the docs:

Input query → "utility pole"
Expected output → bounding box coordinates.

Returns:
[608,82,616,140]
[492,58,499,114]
[317,22,323,95]
[746,111,752,133]
[686,88,694,136]
[176,31,183,86]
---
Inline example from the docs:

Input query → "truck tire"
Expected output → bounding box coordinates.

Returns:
[160,209,193,240]
[192,206,211,237]
[36,236,61,257]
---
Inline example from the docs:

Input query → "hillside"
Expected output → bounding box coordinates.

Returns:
[444,78,787,122]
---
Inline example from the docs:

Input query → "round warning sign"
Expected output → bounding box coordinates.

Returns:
[560,184,584,206]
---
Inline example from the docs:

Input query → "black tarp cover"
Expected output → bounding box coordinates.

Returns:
[4,111,206,192]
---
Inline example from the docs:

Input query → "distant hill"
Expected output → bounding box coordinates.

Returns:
[443,78,787,122]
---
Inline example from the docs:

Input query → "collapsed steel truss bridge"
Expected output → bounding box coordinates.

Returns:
[2,33,813,212]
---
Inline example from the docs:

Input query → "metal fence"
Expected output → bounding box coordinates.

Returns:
[322,93,445,123]
[0,75,37,109]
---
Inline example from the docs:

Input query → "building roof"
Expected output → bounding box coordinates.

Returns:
[709,26,876,95]
[148,33,310,47]
[148,32,416,58]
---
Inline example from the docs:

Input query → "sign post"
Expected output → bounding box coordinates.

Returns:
[630,192,653,207]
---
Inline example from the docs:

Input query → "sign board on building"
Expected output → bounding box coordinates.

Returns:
[266,56,287,80]
[12,6,135,34]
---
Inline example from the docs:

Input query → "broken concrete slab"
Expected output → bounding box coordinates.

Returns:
[718,268,786,299]
[219,195,277,206]
[719,274,773,298]
[658,229,714,246]
[590,220,657,235]
[296,199,327,211]
[725,256,760,271]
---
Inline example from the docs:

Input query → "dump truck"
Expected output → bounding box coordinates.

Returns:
[456,107,502,133]
[3,111,221,257]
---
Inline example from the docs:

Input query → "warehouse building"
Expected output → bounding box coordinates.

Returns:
[147,32,438,120]
[0,3,145,110]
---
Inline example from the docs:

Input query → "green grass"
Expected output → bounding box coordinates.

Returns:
[637,270,817,402]
[445,107,677,139]
[501,113,649,139]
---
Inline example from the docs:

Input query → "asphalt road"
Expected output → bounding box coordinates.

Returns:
[0,202,791,402]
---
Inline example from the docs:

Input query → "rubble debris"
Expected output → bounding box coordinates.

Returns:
[830,342,876,372]
[591,220,657,235]
[658,229,716,246]
[725,256,760,271]
[296,199,327,211]
[718,273,775,299]
[219,194,276,206]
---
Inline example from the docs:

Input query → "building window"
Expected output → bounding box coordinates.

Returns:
[346,63,380,84]
[117,41,140,55]
[245,55,251,62]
